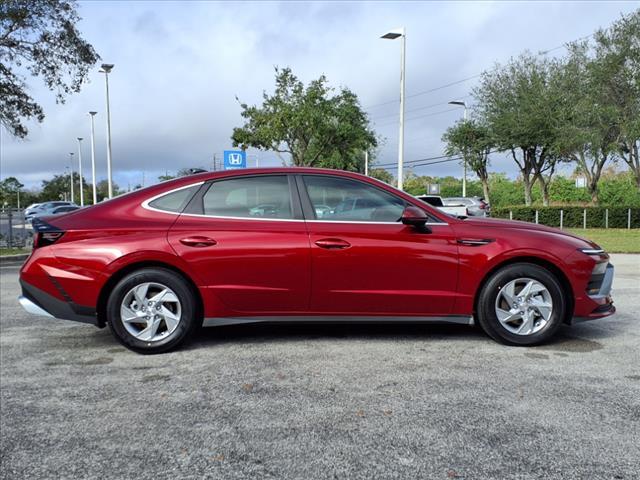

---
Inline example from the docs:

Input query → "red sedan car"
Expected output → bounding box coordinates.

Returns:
[19,168,615,353]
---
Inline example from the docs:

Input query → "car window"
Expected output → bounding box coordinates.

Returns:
[148,185,200,213]
[303,176,405,222]
[203,175,292,219]
[418,196,444,207]
[446,198,471,205]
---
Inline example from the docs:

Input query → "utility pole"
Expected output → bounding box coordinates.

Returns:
[364,151,369,176]
[381,27,406,190]
[69,153,75,204]
[89,112,98,204]
[77,137,84,207]
[99,64,115,198]
[449,100,468,197]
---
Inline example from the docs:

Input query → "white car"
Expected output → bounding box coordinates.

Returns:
[415,195,467,217]
[26,201,77,222]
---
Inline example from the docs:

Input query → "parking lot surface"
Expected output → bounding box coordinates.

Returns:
[1,255,639,479]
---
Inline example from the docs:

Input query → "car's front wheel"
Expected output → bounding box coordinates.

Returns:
[106,268,199,354]
[476,263,567,346]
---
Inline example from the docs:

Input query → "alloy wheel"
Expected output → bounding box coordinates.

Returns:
[120,282,182,342]
[495,277,553,336]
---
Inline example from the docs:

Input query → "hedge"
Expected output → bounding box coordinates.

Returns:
[491,206,640,229]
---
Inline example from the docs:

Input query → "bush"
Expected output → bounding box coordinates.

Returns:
[492,206,640,228]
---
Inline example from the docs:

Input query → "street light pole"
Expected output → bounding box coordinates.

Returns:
[381,27,406,191]
[364,150,369,176]
[69,153,75,204]
[99,63,114,198]
[77,137,84,207]
[448,100,468,197]
[88,112,98,204]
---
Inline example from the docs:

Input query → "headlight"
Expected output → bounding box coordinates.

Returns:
[578,247,605,255]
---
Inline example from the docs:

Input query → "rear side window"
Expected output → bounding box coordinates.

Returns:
[202,175,292,219]
[148,185,200,213]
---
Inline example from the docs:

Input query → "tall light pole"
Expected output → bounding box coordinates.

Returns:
[68,153,75,204]
[77,138,85,206]
[64,166,70,202]
[364,150,369,176]
[88,111,98,204]
[99,63,114,198]
[381,27,406,191]
[449,100,468,197]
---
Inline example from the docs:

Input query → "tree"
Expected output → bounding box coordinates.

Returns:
[40,173,75,202]
[592,9,640,189]
[368,168,394,185]
[442,119,494,203]
[0,0,100,138]
[96,179,120,201]
[0,176,24,207]
[474,54,563,205]
[232,67,377,169]
[554,41,619,204]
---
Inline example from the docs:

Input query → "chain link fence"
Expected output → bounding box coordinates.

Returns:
[0,209,32,248]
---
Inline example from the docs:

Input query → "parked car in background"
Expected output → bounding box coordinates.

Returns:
[444,197,490,217]
[50,205,81,216]
[26,202,77,222]
[19,168,615,354]
[416,195,467,217]
[24,203,43,217]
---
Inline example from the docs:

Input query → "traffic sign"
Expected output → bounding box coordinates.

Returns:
[223,150,247,170]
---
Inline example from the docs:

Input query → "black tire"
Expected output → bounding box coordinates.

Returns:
[476,263,567,346]
[106,268,199,354]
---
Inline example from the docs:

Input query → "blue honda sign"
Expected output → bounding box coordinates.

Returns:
[223,150,247,170]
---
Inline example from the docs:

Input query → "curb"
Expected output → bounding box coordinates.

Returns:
[0,254,29,266]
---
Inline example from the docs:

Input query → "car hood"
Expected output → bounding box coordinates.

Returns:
[461,216,599,247]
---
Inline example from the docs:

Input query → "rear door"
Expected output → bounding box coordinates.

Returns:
[168,174,311,316]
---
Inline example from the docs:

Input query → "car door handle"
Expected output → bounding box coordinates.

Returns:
[179,236,217,247]
[314,238,351,249]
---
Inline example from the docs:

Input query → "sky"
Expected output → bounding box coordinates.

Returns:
[1,0,638,191]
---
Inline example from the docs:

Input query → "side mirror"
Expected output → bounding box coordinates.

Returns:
[401,205,431,231]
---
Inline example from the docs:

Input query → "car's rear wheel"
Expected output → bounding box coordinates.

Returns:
[476,263,567,346]
[106,268,198,354]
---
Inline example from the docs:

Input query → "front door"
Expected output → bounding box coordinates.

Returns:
[168,174,310,316]
[299,174,459,316]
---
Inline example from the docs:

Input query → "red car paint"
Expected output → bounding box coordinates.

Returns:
[19,168,614,328]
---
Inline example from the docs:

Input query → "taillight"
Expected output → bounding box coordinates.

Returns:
[32,218,65,249]
[34,232,65,248]
[479,202,487,210]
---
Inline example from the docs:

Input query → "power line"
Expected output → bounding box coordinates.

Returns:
[365,31,597,111]
[365,75,480,110]
[376,152,452,168]
[379,155,464,170]
[369,95,472,121]
[373,107,460,128]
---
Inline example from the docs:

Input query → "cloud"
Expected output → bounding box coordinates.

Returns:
[1,0,636,189]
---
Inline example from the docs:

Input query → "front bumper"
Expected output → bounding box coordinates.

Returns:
[573,263,615,323]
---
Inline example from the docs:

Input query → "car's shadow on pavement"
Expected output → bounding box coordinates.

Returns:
[182,322,610,353]
[187,322,487,349]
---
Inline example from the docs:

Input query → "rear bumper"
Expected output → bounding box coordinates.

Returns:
[19,279,98,326]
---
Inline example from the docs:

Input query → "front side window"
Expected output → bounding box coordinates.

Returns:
[303,176,405,222]
[203,175,293,219]
[148,185,200,213]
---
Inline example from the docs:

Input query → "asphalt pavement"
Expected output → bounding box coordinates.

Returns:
[1,255,639,479]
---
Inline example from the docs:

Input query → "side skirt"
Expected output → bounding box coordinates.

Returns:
[203,315,474,328]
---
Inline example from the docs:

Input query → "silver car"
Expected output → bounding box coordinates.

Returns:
[443,197,490,217]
